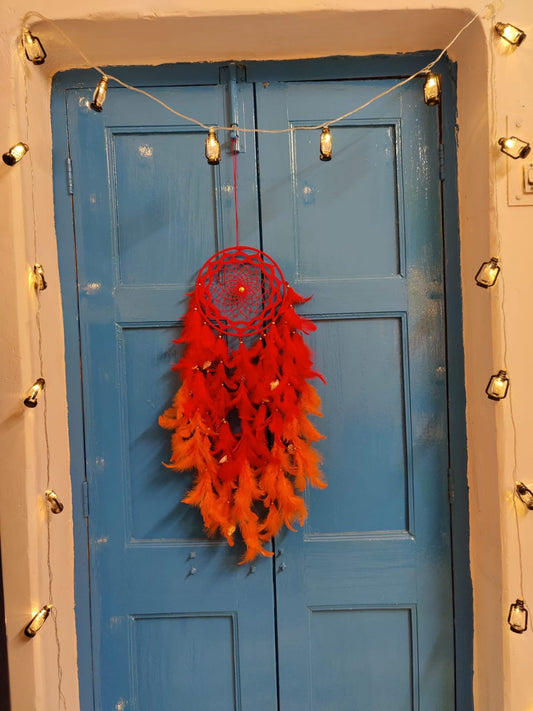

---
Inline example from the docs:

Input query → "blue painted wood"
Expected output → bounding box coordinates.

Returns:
[50,85,96,711]
[438,60,474,711]
[255,76,455,709]
[52,55,471,711]
[62,78,277,711]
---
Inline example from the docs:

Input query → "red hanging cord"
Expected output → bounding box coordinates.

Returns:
[232,137,239,246]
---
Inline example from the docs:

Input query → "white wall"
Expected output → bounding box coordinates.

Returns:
[0,0,532,709]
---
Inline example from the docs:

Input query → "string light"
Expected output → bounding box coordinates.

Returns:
[21,5,489,140]
[498,136,531,160]
[2,142,29,166]
[90,76,108,112]
[24,604,53,637]
[495,22,526,47]
[45,490,64,515]
[17,17,70,709]
[23,377,45,408]
[21,27,46,65]
[488,17,531,637]
[423,72,441,106]
[320,127,332,161]
[32,263,47,291]
[486,370,509,401]
[205,129,221,165]
[17,0,528,681]
[515,482,533,510]
[508,599,528,633]
[475,257,500,288]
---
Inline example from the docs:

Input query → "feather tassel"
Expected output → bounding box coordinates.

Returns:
[161,277,326,561]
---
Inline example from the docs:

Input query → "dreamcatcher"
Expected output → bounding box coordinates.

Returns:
[159,139,326,562]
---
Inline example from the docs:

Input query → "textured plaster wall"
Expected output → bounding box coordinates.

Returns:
[0,0,532,709]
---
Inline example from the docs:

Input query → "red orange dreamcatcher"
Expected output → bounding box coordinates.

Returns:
[159,141,326,562]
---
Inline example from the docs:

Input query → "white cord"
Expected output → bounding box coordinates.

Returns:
[22,4,490,134]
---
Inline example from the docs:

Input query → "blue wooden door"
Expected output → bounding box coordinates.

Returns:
[63,67,278,710]
[56,59,458,710]
[253,74,454,710]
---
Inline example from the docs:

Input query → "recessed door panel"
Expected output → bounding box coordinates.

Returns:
[306,317,410,536]
[293,122,401,279]
[132,614,240,710]
[309,607,416,711]
[112,130,220,286]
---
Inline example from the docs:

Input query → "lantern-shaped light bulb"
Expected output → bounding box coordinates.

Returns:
[424,72,441,106]
[205,129,221,165]
[320,127,332,161]
[45,489,64,515]
[24,604,53,638]
[2,142,29,166]
[515,482,533,510]
[90,76,109,112]
[24,378,45,408]
[32,264,47,291]
[22,28,47,65]
[486,370,509,401]
[498,136,531,160]
[495,22,526,47]
[475,257,500,288]
[508,599,528,633]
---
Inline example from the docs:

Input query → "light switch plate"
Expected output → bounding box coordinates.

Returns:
[506,115,533,206]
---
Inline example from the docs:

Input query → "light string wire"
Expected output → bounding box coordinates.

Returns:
[19,39,67,711]
[19,0,515,657]
[487,8,525,604]
[22,4,489,134]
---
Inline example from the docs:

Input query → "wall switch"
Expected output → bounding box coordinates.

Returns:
[524,164,533,194]
[506,116,533,206]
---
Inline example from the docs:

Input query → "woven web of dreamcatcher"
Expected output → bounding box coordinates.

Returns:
[195,245,287,338]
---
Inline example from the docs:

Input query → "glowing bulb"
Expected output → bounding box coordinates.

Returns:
[45,489,64,514]
[2,142,29,166]
[32,264,47,291]
[90,76,109,112]
[205,129,221,165]
[515,482,533,510]
[24,604,53,637]
[498,136,531,160]
[320,127,332,161]
[495,22,526,47]
[22,28,46,65]
[508,599,528,633]
[486,370,509,401]
[475,257,500,288]
[423,72,441,106]
[24,378,45,408]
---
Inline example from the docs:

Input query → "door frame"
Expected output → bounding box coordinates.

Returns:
[51,52,471,711]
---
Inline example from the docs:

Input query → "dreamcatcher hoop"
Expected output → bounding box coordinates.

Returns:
[195,245,288,338]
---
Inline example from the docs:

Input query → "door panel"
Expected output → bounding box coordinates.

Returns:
[256,79,453,710]
[65,79,278,710]
[306,316,409,535]
[309,606,416,711]
[57,62,458,711]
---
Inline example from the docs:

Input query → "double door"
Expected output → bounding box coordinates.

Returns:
[56,58,457,710]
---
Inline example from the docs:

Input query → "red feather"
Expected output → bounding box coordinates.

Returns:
[161,275,326,562]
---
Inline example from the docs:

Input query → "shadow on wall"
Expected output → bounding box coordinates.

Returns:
[0,542,11,711]
[31,8,476,73]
